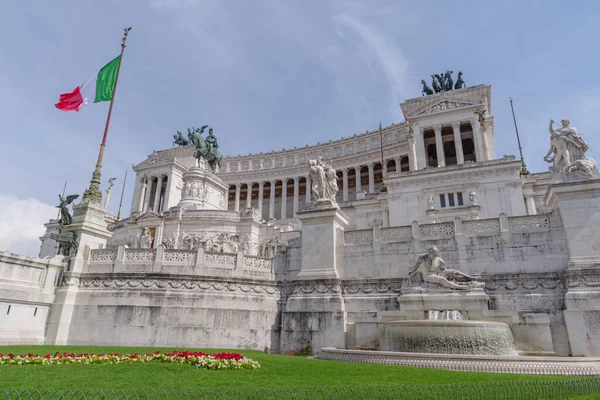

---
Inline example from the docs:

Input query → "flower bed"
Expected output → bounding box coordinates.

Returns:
[0,350,260,370]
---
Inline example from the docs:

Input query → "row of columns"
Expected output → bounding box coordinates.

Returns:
[230,157,411,216]
[138,175,169,213]
[232,177,310,217]
[410,118,488,169]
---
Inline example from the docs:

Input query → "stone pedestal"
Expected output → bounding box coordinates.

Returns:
[395,286,490,321]
[178,163,228,211]
[45,201,111,344]
[280,279,346,353]
[280,206,349,353]
[545,178,600,356]
[295,206,349,280]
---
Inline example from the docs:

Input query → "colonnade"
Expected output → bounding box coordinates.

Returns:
[410,119,489,169]
[137,175,169,213]
[226,157,410,219]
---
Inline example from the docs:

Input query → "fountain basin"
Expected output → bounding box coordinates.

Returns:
[382,320,518,356]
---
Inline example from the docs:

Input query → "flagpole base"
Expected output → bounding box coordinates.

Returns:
[82,167,103,205]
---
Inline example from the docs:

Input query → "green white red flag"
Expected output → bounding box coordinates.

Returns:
[54,55,121,112]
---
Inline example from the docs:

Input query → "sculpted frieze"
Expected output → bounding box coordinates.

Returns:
[414,100,478,116]
[181,231,252,254]
[79,278,280,295]
[342,281,403,295]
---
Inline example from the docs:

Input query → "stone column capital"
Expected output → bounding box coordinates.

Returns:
[451,121,461,130]
[258,181,264,188]
[433,124,442,132]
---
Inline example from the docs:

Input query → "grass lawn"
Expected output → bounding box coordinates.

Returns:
[0,345,587,392]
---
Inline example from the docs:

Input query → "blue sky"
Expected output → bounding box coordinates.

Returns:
[1,0,599,255]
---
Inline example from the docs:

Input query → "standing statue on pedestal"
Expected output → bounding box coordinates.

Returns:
[308,157,339,207]
[139,227,153,249]
[57,194,79,226]
[408,246,485,290]
[186,125,223,173]
[52,193,80,256]
[544,119,597,176]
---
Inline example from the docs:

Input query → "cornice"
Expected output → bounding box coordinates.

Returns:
[400,85,491,118]
[386,158,522,187]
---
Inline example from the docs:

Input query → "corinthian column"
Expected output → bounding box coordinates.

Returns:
[138,177,148,212]
[342,168,348,202]
[281,179,287,219]
[368,163,375,193]
[452,122,464,165]
[258,181,264,216]
[234,183,240,211]
[293,177,299,215]
[143,176,154,212]
[246,183,252,208]
[269,180,276,219]
[434,125,445,167]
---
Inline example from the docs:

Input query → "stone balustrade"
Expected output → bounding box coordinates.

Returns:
[344,213,551,245]
[86,246,273,279]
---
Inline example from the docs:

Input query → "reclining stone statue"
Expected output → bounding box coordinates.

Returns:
[408,246,485,290]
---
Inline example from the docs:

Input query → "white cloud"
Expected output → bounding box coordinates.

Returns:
[0,196,56,257]
[333,13,411,117]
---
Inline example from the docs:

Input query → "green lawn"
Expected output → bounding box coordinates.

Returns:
[0,346,597,399]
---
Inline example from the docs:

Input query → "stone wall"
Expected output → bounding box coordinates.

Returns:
[45,246,280,350]
[342,213,566,278]
[0,251,65,343]
[338,212,575,355]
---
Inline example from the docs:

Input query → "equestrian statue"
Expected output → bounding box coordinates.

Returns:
[187,125,223,173]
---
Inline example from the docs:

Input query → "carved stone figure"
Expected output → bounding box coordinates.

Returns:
[407,121,415,139]
[421,80,434,96]
[239,207,261,220]
[308,157,339,206]
[57,194,79,226]
[544,119,596,176]
[454,71,466,89]
[427,195,435,210]
[161,231,180,249]
[259,237,287,258]
[139,227,153,249]
[173,131,190,146]
[565,158,598,177]
[468,191,479,206]
[408,246,485,291]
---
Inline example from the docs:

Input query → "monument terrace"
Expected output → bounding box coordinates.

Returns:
[2,72,600,373]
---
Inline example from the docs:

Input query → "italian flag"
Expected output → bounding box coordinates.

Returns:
[54,55,121,112]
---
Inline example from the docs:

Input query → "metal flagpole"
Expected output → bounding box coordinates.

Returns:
[116,169,128,222]
[379,122,385,175]
[82,27,132,204]
[509,97,529,175]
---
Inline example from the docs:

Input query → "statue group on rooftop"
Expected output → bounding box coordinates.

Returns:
[544,119,597,176]
[421,70,466,96]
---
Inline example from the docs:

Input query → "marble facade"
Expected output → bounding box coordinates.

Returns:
[2,83,600,359]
